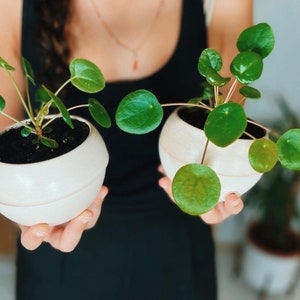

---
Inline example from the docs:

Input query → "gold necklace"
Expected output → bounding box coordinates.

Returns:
[91,0,164,71]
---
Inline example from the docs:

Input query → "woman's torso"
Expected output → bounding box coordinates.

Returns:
[22,0,208,207]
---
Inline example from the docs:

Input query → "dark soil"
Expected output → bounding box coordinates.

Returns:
[0,118,89,164]
[178,107,266,139]
[249,222,300,255]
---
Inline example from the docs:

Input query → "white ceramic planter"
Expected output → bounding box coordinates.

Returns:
[0,116,109,226]
[159,108,265,201]
[241,235,300,295]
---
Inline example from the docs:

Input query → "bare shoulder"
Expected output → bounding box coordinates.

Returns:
[207,0,253,49]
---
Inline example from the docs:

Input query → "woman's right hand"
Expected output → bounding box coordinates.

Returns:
[18,185,108,252]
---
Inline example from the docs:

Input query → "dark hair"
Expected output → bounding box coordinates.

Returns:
[36,0,71,91]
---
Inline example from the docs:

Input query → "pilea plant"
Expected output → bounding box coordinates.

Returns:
[115,23,300,215]
[0,57,111,148]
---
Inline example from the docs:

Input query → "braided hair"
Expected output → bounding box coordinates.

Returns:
[35,0,71,92]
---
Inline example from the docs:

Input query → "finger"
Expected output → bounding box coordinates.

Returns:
[200,202,228,224]
[224,193,244,215]
[84,185,108,229]
[157,165,165,175]
[158,176,175,203]
[45,186,108,252]
[200,194,243,224]
[46,210,94,252]
[19,224,50,251]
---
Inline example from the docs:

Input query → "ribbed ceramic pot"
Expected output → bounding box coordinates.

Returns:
[0,115,109,226]
[159,108,266,201]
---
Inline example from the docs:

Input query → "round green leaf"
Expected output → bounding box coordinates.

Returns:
[230,52,263,84]
[70,58,105,93]
[172,164,221,215]
[237,23,275,59]
[249,138,278,173]
[239,86,261,99]
[88,98,111,128]
[198,48,223,76]
[21,127,31,137]
[205,67,231,87]
[115,89,163,134]
[277,129,300,170]
[34,87,51,104]
[0,96,6,111]
[204,102,247,147]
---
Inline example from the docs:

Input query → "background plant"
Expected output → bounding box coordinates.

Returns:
[244,100,300,252]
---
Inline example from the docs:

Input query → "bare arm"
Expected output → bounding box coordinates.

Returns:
[0,0,25,129]
[207,0,253,102]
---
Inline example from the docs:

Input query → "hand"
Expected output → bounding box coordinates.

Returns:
[19,185,108,252]
[158,166,244,224]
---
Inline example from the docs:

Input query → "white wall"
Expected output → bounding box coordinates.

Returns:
[245,0,300,124]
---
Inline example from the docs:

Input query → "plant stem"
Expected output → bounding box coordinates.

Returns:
[25,77,34,119]
[54,78,72,96]
[0,111,34,132]
[41,104,89,129]
[4,68,35,125]
[225,79,238,103]
[201,138,210,165]
[214,86,219,107]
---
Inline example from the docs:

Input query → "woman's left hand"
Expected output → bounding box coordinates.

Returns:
[18,185,108,252]
[158,168,244,224]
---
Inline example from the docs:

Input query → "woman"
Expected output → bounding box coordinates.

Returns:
[0,0,252,299]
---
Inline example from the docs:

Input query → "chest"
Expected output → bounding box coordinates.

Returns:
[67,0,183,82]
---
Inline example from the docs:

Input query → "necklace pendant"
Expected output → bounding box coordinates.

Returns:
[133,58,138,71]
[132,51,138,71]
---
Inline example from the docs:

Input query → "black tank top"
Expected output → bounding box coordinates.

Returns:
[21,0,207,207]
[18,3,218,300]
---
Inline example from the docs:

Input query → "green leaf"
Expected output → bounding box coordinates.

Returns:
[22,57,35,85]
[230,52,263,84]
[205,67,231,87]
[200,85,214,100]
[88,98,111,128]
[249,138,278,173]
[239,86,261,99]
[172,164,220,215]
[0,57,15,71]
[277,129,300,170]
[198,48,223,76]
[35,87,51,104]
[42,86,74,129]
[204,102,247,147]
[237,23,275,58]
[69,58,105,93]
[0,96,6,111]
[115,89,163,134]
[40,136,59,149]
[21,127,31,137]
